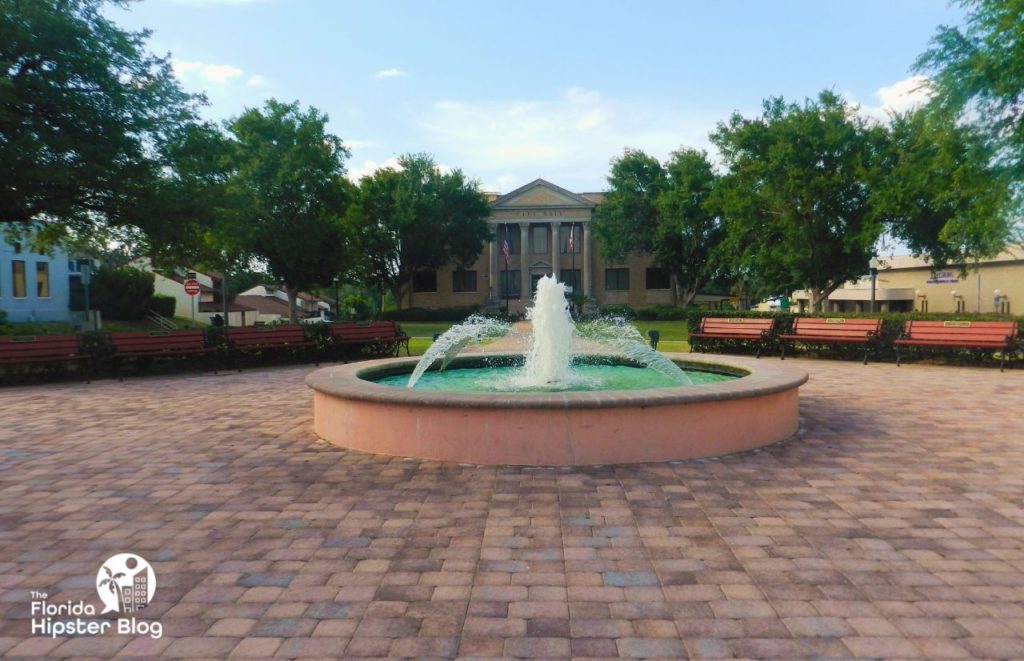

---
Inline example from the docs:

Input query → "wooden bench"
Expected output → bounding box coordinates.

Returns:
[689,317,776,358]
[225,324,317,369]
[895,320,1019,371]
[0,334,90,382]
[109,330,217,380]
[328,321,410,359]
[779,317,883,364]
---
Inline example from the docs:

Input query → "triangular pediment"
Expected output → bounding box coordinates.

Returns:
[492,179,596,210]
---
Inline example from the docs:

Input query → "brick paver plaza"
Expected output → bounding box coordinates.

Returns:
[1,357,1023,659]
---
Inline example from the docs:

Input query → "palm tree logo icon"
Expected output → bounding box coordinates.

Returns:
[95,554,156,614]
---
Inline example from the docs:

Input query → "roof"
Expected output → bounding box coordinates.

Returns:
[199,301,256,313]
[490,178,597,209]
[877,244,1024,271]
[235,295,291,315]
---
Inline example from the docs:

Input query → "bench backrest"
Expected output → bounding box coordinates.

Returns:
[329,321,406,341]
[791,317,882,339]
[226,324,308,347]
[110,330,207,352]
[0,334,82,359]
[902,319,1018,343]
[698,317,775,337]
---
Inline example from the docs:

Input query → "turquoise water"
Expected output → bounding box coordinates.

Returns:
[375,364,736,393]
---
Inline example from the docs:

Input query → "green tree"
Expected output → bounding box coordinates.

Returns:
[225,99,353,321]
[594,149,725,306]
[352,154,491,310]
[711,91,883,311]
[0,0,206,245]
[873,109,1012,268]
[916,0,1024,184]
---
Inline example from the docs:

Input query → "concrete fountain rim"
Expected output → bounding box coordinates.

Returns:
[305,352,809,410]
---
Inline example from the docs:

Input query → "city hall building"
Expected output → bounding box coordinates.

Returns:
[403,179,727,314]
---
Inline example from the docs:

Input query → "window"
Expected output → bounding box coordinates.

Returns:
[645,267,671,290]
[12,260,26,298]
[560,269,581,293]
[497,225,520,255]
[559,224,581,254]
[452,269,477,293]
[605,268,630,291]
[412,270,437,293]
[36,262,49,298]
[532,225,547,254]
[500,270,521,298]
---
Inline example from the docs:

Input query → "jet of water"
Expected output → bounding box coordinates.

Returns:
[575,318,693,385]
[406,315,511,388]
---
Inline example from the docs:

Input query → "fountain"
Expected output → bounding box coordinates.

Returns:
[307,275,807,465]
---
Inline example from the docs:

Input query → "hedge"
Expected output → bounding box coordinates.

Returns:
[383,306,481,322]
[147,295,177,318]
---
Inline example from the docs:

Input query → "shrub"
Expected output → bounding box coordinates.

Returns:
[341,293,372,320]
[148,295,176,318]
[636,304,691,321]
[90,267,155,320]
[597,304,636,319]
[383,306,481,322]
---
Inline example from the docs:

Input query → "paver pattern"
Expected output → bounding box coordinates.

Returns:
[1,357,1023,659]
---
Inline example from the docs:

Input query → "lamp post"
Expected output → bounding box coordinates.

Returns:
[81,260,92,330]
[868,257,879,313]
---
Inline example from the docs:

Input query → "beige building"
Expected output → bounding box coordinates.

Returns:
[793,245,1024,315]
[404,179,728,314]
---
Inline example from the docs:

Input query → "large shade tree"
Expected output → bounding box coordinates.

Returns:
[916,0,1024,184]
[225,99,353,321]
[594,148,726,306]
[0,0,207,247]
[711,91,884,311]
[873,108,1012,267]
[352,154,491,310]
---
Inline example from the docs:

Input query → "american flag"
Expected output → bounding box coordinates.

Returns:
[502,226,510,266]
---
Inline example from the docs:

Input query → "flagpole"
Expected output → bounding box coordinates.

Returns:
[570,223,576,315]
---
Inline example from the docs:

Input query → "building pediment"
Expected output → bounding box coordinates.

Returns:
[491,179,596,210]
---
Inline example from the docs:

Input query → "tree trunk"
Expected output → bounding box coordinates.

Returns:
[286,286,300,322]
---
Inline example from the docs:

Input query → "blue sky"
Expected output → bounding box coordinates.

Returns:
[110,0,966,193]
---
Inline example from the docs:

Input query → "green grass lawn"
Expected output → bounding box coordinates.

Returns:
[401,319,690,356]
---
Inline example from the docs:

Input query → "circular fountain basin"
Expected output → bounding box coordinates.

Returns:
[306,353,808,466]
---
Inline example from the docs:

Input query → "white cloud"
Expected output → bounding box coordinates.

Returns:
[375,68,410,79]
[246,74,268,87]
[347,157,402,183]
[847,75,935,123]
[172,59,244,85]
[169,0,267,5]
[416,87,717,192]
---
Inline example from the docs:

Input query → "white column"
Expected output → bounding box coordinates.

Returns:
[488,225,498,300]
[583,222,593,300]
[550,222,559,278]
[519,222,530,300]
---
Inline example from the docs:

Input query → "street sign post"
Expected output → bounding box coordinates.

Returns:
[184,278,200,320]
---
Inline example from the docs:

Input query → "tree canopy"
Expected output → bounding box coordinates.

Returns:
[352,154,491,309]
[594,148,726,306]
[0,0,206,247]
[225,99,353,321]
[916,0,1024,185]
[711,91,883,311]
[873,108,1012,268]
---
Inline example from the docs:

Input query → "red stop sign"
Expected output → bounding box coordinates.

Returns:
[183,278,201,296]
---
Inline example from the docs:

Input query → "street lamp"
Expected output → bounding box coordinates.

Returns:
[951,290,964,314]
[81,260,93,330]
[868,257,879,313]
